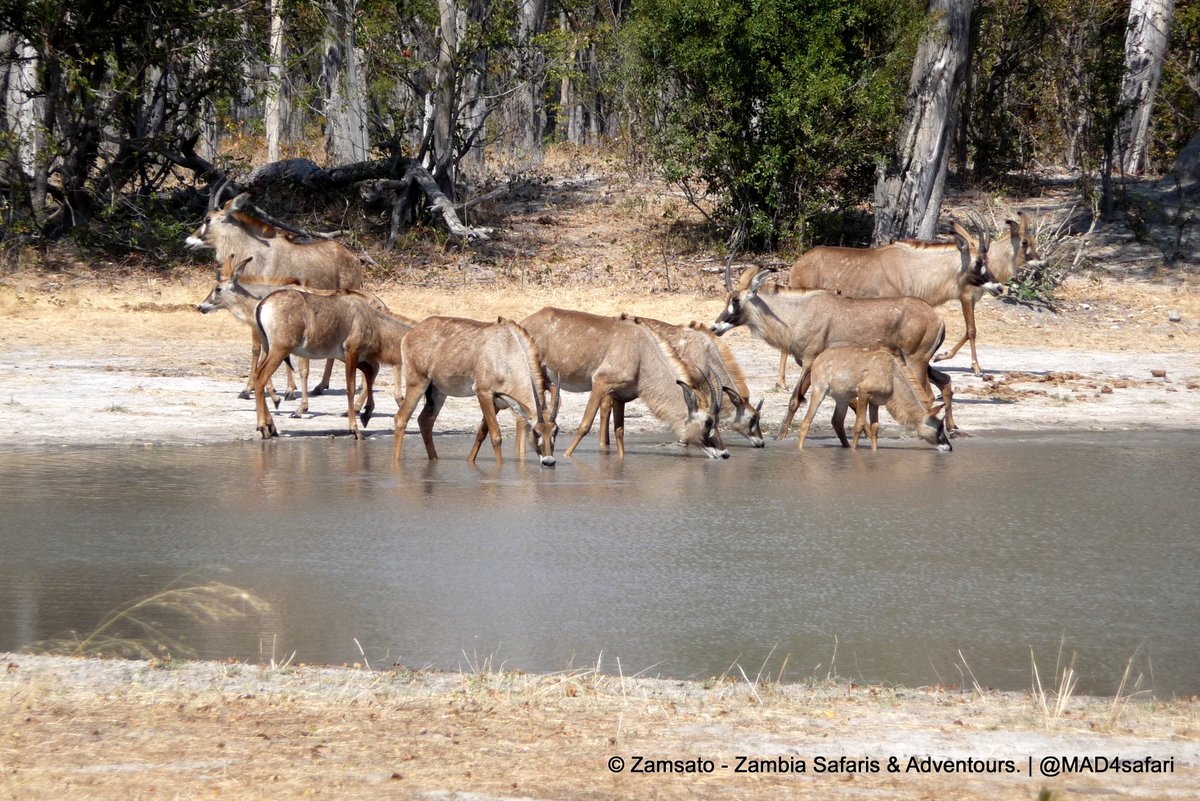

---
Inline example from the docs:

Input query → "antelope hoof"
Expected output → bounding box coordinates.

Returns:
[311,384,328,396]
[273,397,282,410]
[352,429,366,441]
[238,389,253,400]
[289,410,303,419]
[257,423,277,439]
[359,410,373,428]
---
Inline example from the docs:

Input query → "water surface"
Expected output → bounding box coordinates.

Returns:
[1,432,1196,696]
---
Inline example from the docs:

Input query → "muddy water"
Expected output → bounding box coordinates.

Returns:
[1,432,1197,696]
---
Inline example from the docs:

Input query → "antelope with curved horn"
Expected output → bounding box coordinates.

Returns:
[393,317,559,466]
[518,308,729,459]
[934,211,1042,368]
[598,315,764,448]
[187,191,364,397]
[711,266,957,434]
[781,215,1003,378]
[196,255,299,405]
[197,256,388,415]
[252,289,415,440]
[795,347,952,452]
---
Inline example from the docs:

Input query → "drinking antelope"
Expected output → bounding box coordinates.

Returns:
[711,266,956,434]
[599,315,764,448]
[518,308,729,459]
[795,347,952,452]
[187,191,364,396]
[392,316,559,466]
[253,289,415,440]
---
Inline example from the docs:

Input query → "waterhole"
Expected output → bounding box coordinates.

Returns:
[1,431,1196,696]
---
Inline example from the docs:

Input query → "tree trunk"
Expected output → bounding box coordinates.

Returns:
[873,0,975,244]
[510,0,547,163]
[265,0,286,163]
[433,0,461,195]
[1118,0,1175,175]
[323,0,370,165]
[2,35,40,179]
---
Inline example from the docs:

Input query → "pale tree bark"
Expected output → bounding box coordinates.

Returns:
[510,0,547,162]
[1,35,40,177]
[433,0,461,193]
[1118,0,1175,175]
[323,0,370,164]
[873,0,975,244]
[265,0,286,163]
[558,10,584,144]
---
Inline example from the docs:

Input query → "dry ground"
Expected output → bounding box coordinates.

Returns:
[3,653,1199,801]
[1,162,1199,800]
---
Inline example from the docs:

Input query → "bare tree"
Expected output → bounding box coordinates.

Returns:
[873,0,975,244]
[1118,0,1176,175]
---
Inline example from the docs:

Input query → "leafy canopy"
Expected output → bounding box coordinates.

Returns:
[624,0,923,247]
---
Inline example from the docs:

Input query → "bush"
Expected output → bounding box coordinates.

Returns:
[622,0,923,248]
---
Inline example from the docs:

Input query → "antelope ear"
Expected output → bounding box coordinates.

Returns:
[721,386,744,408]
[950,222,971,254]
[1006,219,1020,234]
[495,393,532,424]
[677,380,699,414]
[233,256,252,281]
[748,267,776,294]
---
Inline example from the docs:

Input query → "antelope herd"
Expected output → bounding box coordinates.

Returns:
[190,194,1040,464]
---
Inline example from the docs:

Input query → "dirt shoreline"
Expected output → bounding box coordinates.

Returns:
[2,269,1199,799]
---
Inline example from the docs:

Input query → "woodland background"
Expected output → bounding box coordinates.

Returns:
[0,0,1195,272]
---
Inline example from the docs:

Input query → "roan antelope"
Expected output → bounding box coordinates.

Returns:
[253,289,415,440]
[795,347,952,452]
[392,316,559,466]
[198,257,388,415]
[711,266,957,434]
[782,217,1005,378]
[599,315,764,448]
[187,191,364,396]
[518,308,729,459]
[196,256,299,406]
[934,211,1042,368]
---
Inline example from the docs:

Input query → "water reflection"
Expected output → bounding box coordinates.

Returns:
[0,432,1197,696]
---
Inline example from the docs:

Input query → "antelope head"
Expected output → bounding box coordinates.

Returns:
[678,370,730,459]
[710,267,777,336]
[916,403,953,452]
[725,389,765,447]
[1010,211,1044,270]
[526,368,561,467]
[952,218,1002,297]
[185,192,255,250]
[196,256,254,314]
